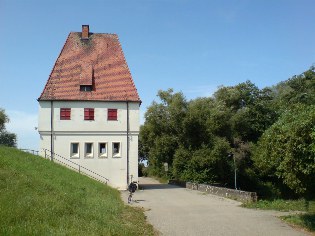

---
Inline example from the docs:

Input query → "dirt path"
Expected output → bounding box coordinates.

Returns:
[121,177,308,236]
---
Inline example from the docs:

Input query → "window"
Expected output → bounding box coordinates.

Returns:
[60,108,71,120]
[80,85,92,91]
[84,108,94,120]
[108,109,117,120]
[98,142,107,158]
[112,142,121,157]
[85,143,93,158]
[70,143,79,158]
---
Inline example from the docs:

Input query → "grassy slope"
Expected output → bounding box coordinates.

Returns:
[0,146,155,235]
[244,199,315,233]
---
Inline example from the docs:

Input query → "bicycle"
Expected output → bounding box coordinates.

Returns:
[128,181,137,204]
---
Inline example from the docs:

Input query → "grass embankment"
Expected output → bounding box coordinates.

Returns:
[244,199,315,232]
[0,146,156,235]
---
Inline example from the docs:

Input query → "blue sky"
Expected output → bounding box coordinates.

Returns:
[1,0,315,150]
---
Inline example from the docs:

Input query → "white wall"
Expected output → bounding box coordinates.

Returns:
[38,101,140,189]
[38,101,140,132]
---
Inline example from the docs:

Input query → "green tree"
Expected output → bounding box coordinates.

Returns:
[0,108,9,132]
[214,81,277,142]
[140,66,315,196]
[172,138,232,184]
[0,108,17,147]
[272,66,315,112]
[141,89,187,177]
[182,97,216,148]
[253,105,315,196]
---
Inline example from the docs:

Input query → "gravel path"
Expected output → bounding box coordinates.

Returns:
[121,177,308,236]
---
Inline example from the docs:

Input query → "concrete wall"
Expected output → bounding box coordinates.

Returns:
[169,180,257,203]
[38,100,140,190]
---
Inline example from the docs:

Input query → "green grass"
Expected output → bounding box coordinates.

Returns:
[243,199,315,232]
[243,199,315,212]
[0,146,156,235]
[281,214,315,232]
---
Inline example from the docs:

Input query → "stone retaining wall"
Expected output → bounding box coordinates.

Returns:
[169,180,257,203]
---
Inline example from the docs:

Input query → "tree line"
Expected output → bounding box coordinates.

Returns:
[140,66,315,199]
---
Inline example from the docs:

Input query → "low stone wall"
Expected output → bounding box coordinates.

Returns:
[170,180,257,203]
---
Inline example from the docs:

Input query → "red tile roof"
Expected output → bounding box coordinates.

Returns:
[39,31,141,102]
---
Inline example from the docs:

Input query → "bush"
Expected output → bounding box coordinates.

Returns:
[0,131,17,147]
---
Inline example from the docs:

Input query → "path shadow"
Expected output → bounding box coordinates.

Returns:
[139,183,183,190]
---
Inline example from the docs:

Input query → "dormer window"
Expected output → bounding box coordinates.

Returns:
[80,85,92,91]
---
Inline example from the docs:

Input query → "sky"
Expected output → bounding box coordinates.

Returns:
[1,0,315,151]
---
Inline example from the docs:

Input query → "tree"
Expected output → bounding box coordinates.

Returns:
[172,138,232,184]
[182,97,217,148]
[0,108,17,147]
[140,89,187,177]
[214,81,277,142]
[0,108,9,132]
[272,66,315,112]
[140,66,315,197]
[253,105,315,196]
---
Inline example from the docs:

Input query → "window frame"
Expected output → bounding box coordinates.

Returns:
[98,142,108,158]
[84,108,94,120]
[107,109,118,121]
[70,142,80,158]
[84,142,94,158]
[60,108,71,120]
[112,142,121,158]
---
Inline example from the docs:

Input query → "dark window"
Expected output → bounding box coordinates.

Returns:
[80,85,92,91]
[71,143,79,154]
[108,109,117,120]
[84,108,94,120]
[85,143,93,154]
[113,142,120,155]
[60,108,71,120]
[99,143,106,154]
[99,143,107,158]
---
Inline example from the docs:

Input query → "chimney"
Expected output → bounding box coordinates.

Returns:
[82,25,89,39]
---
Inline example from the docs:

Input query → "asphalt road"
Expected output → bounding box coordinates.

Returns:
[121,177,308,236]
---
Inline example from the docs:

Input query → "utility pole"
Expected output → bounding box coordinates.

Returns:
[228,152,237,190]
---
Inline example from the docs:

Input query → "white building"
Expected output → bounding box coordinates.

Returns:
[38,25,141,189]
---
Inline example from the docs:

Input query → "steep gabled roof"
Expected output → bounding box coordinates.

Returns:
[39,28,141,102]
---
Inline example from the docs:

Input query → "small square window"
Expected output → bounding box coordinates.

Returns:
[84,108,94,120]
[60,108,71,120]
[70,143,79,158]
[99,143,108,158]
[80,85,92,91]
[108,109,117,120]
[85,143,93,158]
[112,142,121,158]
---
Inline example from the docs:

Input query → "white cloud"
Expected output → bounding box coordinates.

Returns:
[5,110,39,150]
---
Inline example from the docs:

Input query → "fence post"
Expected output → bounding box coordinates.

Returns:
[79,165,80,174]
[45,149,47,159]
